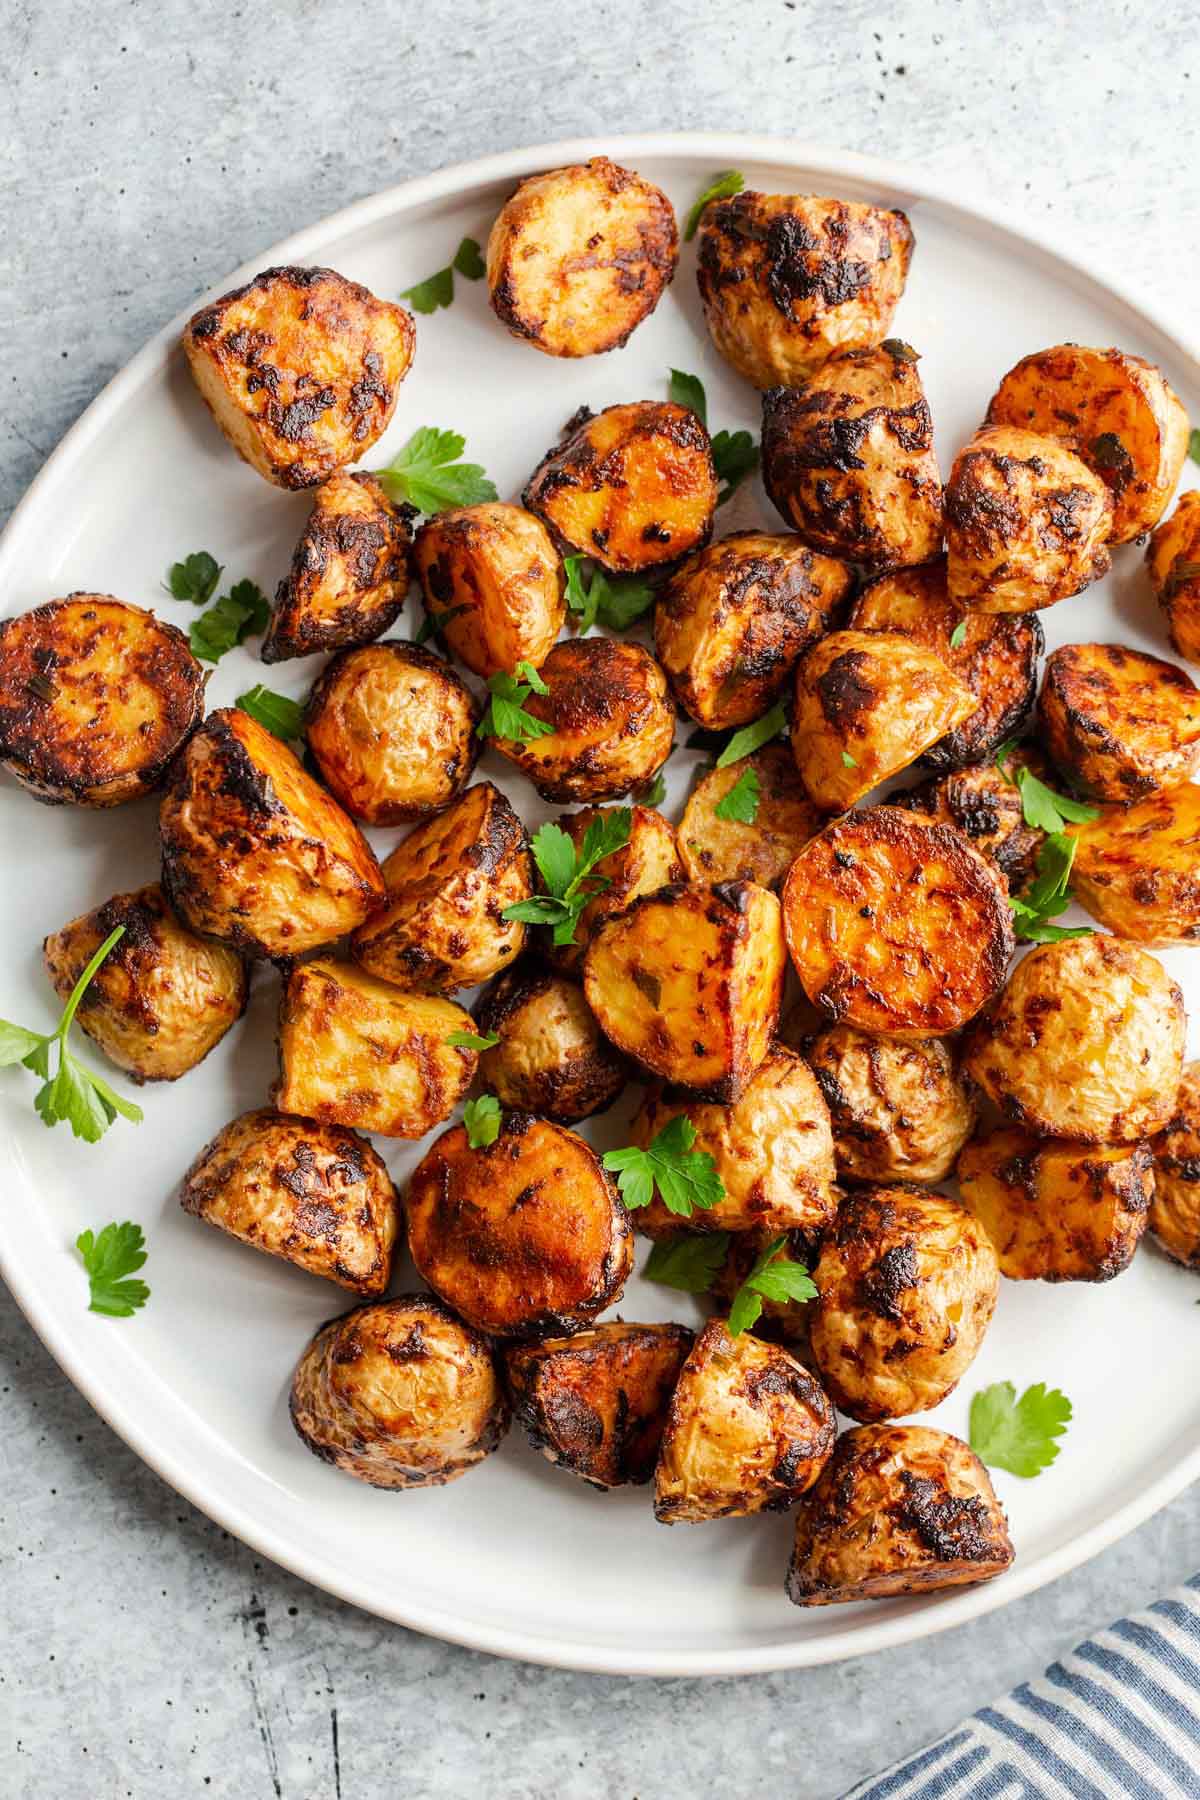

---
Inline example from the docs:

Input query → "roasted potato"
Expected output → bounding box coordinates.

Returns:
[809,1185,999,1422]
[1148,490,1200,662]
[183,265,414,489]
[848,557,1042,770]
[583,880,786,1102]
[490,637,675,803]
[787,1424,1013,1606]
[654,533,853,730]
[524,402,717,575]
[180,1107,400,1295]
[405,1112,633,1337]
[807,1026,976,1185]
[159,707,384,958]
[957,1128,1151,1282]
[546,803,683,975]
[945,425,1112,613]
[1149,1063,1200,1268]
[473,961,626,1122]
[304,640,479,825]
[1037,642,1200,802]
[695,191,914,390]
[678,744,822,888]
[790,630,978,810]
[290,1295,508,1489]
[260,470,412,662]
[351,782,531,992]
[986,344,1189,543]
[504,1321,694,1488]
[0,596,204,807]
[1068,786,1200,944]
[897,747,1047,892]
[761,343,943,570]
[275,958,476,1138]
[42,883,247,1082]
[411,502,564,680]
[963,935,1184,1142]
[708,1230,819,1352]
[654,1319,835,1522]
[782,807,1014,1038]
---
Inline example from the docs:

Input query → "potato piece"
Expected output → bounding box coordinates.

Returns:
[679,745,822,888]
[654,533,852,730]
[583,881,786,1101]
[260,471,411,662]
[491,637,675,803]
[505,1321,694,1488]
[405,1113,633,1337]
[708,1230,820,1353]
[1148,490,1200,662]
[275,958,476,1138]
[791,630,978,810]
[1069,786,1200,945]
[547,803,683,975]
[1037,642,1200,802]
[1150,1063,1200,1268]
[351,782,531,992]
[945,425,1112,613]
[0,595,204,808]
[787,1424,1013,1606]
[896,748,1047,891]
[963,935,1184,1142]
[473,961,626,1123]
[810,1185,998,1422]
[411,502,564,680]
[761,343,943,570]
[782,806,1014,1038]
[290,1295,508,1489]
[180,1107,400,1295]
[957,1128,1151,1282]
[848,557,1042,770]
[986,344,1189,543]
[182,265,414,489]
[807,1027,975,1185]
[305,641,479,825]
[159,707,384,959]
[695,191,914,390]
[524,401,716,574]
[42,883,247,1083]
[654,1319,835,1522]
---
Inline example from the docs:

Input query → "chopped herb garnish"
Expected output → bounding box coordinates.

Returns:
[377,426,497,514]
[602,1116,724,1218]
[401,237,487,313]
[711,429,760,506]
[189,578,270,664]
[447,1028,500,1051]
[1009,834,1094,943]
[636,771,667,807]
[949,618,968,650]
[476,661,554,743]
[969,1379,1072,1478]
[462,1094,501,1149]
[414,602,471,646]
[562,555,656,634]
[684,169,745,240]
[668,367,708,424]
[236,685,304,741]
[728,1234,817,1337]
[880,338,920,362]
[713,765,761,823]
[997,745,1098,834]
[76,1221,150,1318]
[715,702,787,769]
[1189,428,1200,467]
[165,551,223,607]
[643,1232,731,1293]
[502,808,632,946]
[841,749,858,768]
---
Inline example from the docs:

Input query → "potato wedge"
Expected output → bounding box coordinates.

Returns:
[807,1026,976,1185]
[957,1128,1151,1281]
[678,744,822,888]
[473,961,626,1123]
[1148,490,1200,662]
[411,502,564,680]
[1068,782,1200,945]
[1150,1063,1200,1268]
[546,803,683,975]
[260,470,412,662]
[1037,641,1200,802]
[896,747,1047,891]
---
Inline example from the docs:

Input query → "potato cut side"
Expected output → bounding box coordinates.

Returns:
[1038,641,1200,802]
[1148,491,1200,663]
[1150,1064,1200,1269]
[679,745,823,888]
[1067,785,1200,945]
[412,502,564,680]
[261,471,411,662]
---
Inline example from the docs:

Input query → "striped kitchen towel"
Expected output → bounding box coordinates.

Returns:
[844,1575,1200,1799]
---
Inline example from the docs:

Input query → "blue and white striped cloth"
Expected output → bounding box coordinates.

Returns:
[845,1576,1200,1799]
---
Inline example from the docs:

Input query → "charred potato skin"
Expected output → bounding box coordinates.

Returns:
[261,471,412,663]
[807,1026,976,1185]
[787,1425,1013,1606]
[183,265,415,489]
[1150,1064,1200,1268]
[179,1107,400,1295]
[504,1322,695,1489]
[547,803,683,975]
[1148,491,1200,663]
[678,744,823,889]
[897,748,1047,891]
[1068,787,1200,945]
[1037,642,1200,803]
[0,596,205,808]
[473,961,627,1123]
[412,503,564,681]
[42,883,248,1083]
[696,192,914,390]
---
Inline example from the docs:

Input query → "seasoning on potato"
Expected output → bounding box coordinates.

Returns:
[1068,785,1200,945]
[261,470,412,662]
[678,744,822,888]
[473,961,626,1123]
[1149,1064,1200,1269]
[546,802,683,975]
[412,501,564,680]
[1037,641,1200,802]
[896,748,1047,892]
[1148,490,1200,662]
[806,1026,976,1185]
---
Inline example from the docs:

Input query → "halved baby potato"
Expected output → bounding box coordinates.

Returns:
[1037,641,1200,802]
[806,1026,976,1185]
[1067,786,1200,946]
[546,803,683,975]
[678,744,822,888]
[260,470,412,662]
[1150,1063,1200,1269]
[897,747,1047,892]
[473,961,627,1123]
[411,502,564,680]
[1148,490,1200,662]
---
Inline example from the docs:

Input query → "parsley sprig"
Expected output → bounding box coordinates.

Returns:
[477,662,555,742]
[401,236,486,314]
[1189,428,1200,466]
[666,368,759,505]
[713,765,761,824]
[163,550,269,663]
[727,1235,817,1336]
[563,556,657,634]
[636,771,667,807]
[502,809,632,946]
[76,1221,150,1317]
[377,427,498,514]
[684,169,745,240]
[715,702,787,769]
[447,1027,500,1051]
[997,743,1097,942]
[462,1094,501,1149]
[643,1231,732,1292]
[969,1380,1072,1478]
[603,1116,724,1218]
[236,685,304,741]
[996,742,1099,833]
[165,551,222,607]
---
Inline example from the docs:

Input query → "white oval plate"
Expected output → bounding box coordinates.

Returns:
[2,134,1198,1677]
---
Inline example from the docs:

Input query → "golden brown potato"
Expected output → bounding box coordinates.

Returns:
[524,401,716,575]
[1148,490,1200,662]
[807,1027,976,1185]
[654,1319,835,1522]
[708,1230,819,1352]
[654,533,853,730]
[1068,787,1200,944]
[957,1128,1151,1282]
[180,1107,400,1295]
[504,1321,694,1488]
[896,748,1047,892]
[491,637,675,804]
[848,557,1042,770]
[678,745,822,888]
[290,1295,508,1489]
[695,191,914,390]
[963,935,1184,1142]
[183,265,414,489]
[260,470,412,662]
[583,881,786,1101]
[986,344,1189,543]
[547,803,683,975]
[405,1113,633,1337]
[0,596,204,808]
[787,1424,1013,1606]
[782,807,1014,1038]
[473,961,626,1122]
[351,782,531,992]
[411,502,564,680]
[304,641,479,825]
[42,883,247,1083]
[1037,642,1200,802]
[1149,1063,1200,1268]
[810,1185,998,1422]
[761,343,943,570]
[945,425,1112,613]
[159,707,384,959]
[275,958,476,1138]
[791,630,979,810]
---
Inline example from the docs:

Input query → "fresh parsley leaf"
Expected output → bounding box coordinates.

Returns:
[603,1116,725,1218]
[414,601,471,646]
[165,550,222,606]
[400,238,487,314]
[880,338,920,363]
[636,771,667,807]
[668,367,708,425]
[476,663,555,743]
[502,808,632,946]
[75,1220,150,1318]
[1189,428,1200,466]
[949,618,968,650]
[969,1380,1072,1478]
[1009,833,1093,943]
[643,1232,731,1293]
[236,684,304,741]
[998,750,1099,834]
[447,1028,500,1051]
[562,555,656,634]
[0,1020,48,1065]
[727,1234,818,1337]
[841,750,858,768]
[713,765,760,823]
[189,577,270,664]
[711,429,760,506]
[715,702,787,769]
[684,169,745,240]
[453,236,486,280]
[377,426,498,514]
[463,1093,501,1149]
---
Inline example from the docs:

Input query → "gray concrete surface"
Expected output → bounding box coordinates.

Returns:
[4,1,1200,1794]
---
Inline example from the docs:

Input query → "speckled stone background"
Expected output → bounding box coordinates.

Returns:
[3,2,1200,1795]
